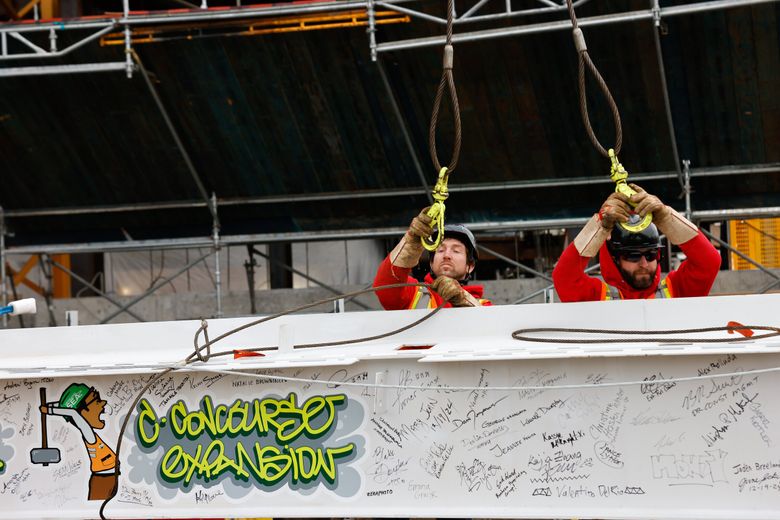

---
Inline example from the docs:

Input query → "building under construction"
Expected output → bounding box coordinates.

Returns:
[0,1,779,519]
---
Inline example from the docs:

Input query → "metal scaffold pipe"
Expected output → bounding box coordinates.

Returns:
[5,205,780,257]
[6,162,778,219]
[683,159,692,220]
[99,249,214,324]
[48,258,145,322]
[376,0,780,52]
[367,0,378,61]
[1,207,7,328]
[211,193,223,319]
[0,62,127,77]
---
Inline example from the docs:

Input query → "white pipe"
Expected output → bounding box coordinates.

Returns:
[6,298,37,316]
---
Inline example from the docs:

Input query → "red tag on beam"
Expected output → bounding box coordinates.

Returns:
[397,344,435,351]
[233,349,264,359]
[727,321,754,338]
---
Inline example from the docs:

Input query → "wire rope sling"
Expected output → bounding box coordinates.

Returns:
[422,0,462,251]
[565,0,650,233]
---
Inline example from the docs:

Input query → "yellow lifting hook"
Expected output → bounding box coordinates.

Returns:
[609,148,652,233]
[422,167,450,251]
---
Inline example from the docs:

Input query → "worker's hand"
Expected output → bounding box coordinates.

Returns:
[629,184,671,221]
[407,207,434,239]
[431,276,475,307]
[390,207,433,269]
[39,405,48,414]
[598,192,632,230]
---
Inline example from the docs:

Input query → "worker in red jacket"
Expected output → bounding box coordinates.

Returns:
[374,208,491,309]
[553,184,721,301]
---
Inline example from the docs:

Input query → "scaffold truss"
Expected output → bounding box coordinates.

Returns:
[1,0,778,77]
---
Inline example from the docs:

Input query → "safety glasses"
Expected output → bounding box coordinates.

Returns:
[81,387,101,408]
[620,250,658,263]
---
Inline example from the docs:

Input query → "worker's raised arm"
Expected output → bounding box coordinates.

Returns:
[373,207,433,310]
[553,192,631,302]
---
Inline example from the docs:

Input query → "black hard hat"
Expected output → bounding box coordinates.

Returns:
[439,224,479,262]
[608,214,662,253]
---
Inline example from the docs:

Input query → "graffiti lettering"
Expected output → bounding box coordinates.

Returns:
[136,392,355,487]
[138,393,346,446]
[137,399,160,446]
[159,439,354,485]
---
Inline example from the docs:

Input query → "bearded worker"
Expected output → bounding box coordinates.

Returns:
[553,184,721,301]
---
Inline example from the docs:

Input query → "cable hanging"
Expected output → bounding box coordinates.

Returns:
[423,0,462,252]
[565,0,651,233]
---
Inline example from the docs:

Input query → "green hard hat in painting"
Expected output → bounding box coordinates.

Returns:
[59,383,90,409]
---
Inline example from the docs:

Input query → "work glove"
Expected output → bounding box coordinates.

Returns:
[574,192,630,257]
[389,207,433,269]
[431,276,479,307]
[630,184,697,244]
[408,207,434,240]
[598,192,632,231]
[629,184,671,221]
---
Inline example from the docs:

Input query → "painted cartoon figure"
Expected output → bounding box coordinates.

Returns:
[40,384,117,500]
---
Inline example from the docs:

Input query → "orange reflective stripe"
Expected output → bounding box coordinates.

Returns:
[601,283,623,300]
[662,277,674,298]
[653,278,674,299]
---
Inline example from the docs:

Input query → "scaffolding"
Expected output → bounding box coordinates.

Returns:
[1,0,778,74]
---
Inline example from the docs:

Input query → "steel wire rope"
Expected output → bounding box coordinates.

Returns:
[566,0,623,158]
[99,282,444,519]
[417,0,464,253]
[512,324,780,344]
[429,0,461,174]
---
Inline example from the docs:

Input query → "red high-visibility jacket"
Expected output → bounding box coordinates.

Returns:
[373,256,492,310]
[553,232,721,302]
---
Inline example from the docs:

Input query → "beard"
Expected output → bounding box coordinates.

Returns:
[436,265,467,281]
[620,267,655,290]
